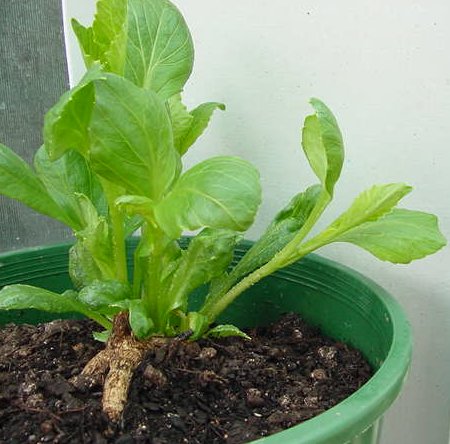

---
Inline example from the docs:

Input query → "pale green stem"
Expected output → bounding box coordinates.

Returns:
[101,180,128,283]
[201,191,331,323]
[81,309,113,330]
[141,222,166,330]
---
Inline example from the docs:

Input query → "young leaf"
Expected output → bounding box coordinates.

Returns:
[93,330,111,342]
[302,98,344,197]
[168,95,225,155]
[154,156,261,239]
[115,195,154,220]
[129,299,154,338]
[44,65,104,160]
[319,183,412,237]
[0,285,111,329]
[0,144,71,226]
[181,102,225,154]
[295,183,446,265]
[164,229,240,315]
[230,184,322,280]
[334,209,446,263]
[72,20,98,68]
[71,0,127,71]
[168,95,193,151]
[34,146,107,228]
[74,194,116,281]
[207,325,251,340]
[69,241,105,289]
[181,312,209,340]
[89,74,181,200]
[124,0,194,98]
[78,280,131,309]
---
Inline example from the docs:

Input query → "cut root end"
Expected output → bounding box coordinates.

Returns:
[71,313,169,422]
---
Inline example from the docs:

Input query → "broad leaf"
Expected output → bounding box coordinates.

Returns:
[89,74,181,200]
[165,229,239,314]
[168,95,225,155]
[302,98,344,197]
[0,285,110,328]
[34,146,107,229]
[0,144,70,226]
[124,0,194,98]
[44,65,104,160]
[154,156,261,239]
[72,0,193,98]
[335,209,447,263]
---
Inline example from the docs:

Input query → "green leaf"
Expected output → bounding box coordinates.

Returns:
[0,285,111,329]
[206,324,251,340]
[296,184,413,258]
[0,144,70,226]
[115,195,154,220]
[34,146,107,229]
[89,74,181,200]
[71,0,193,98]
[154,156,261,238]
[71,0,127,71]
[165,229,240,315]
[322,183,412,236]
[93,330,111,342]
[91,0,128,72]
[168,95,225,155]
[74,194,115,281]
[168,94,193,151]
[231,184,322,280]
[69,242,104,289]
[124,215,145,238]
[124,0,194,98]
[129,299,154,338]
[44,65,104,160]
[71,19,102,68]
[297,183,445,265]
[302,98,344,197]
[181,312,209,340]
[335,209,447,264]
[78,280,131,309]
[180,102,225,154]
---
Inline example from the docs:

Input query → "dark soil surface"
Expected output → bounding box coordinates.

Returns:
[0,314,372,444]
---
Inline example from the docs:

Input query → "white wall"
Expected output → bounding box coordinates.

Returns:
[62,1,450,443]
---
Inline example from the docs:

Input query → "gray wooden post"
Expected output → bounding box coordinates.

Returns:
[0,1,72,251]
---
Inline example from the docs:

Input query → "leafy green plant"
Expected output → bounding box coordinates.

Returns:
[0,0,446,421]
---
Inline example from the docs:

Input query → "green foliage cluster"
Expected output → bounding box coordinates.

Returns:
[0,0,445,340]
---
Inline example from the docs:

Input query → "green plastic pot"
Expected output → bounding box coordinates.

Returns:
[0,239,412,444]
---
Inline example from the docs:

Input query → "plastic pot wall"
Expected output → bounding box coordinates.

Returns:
[0,239,412,444]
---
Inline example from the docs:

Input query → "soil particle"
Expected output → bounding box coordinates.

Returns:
[0,313,372,443]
